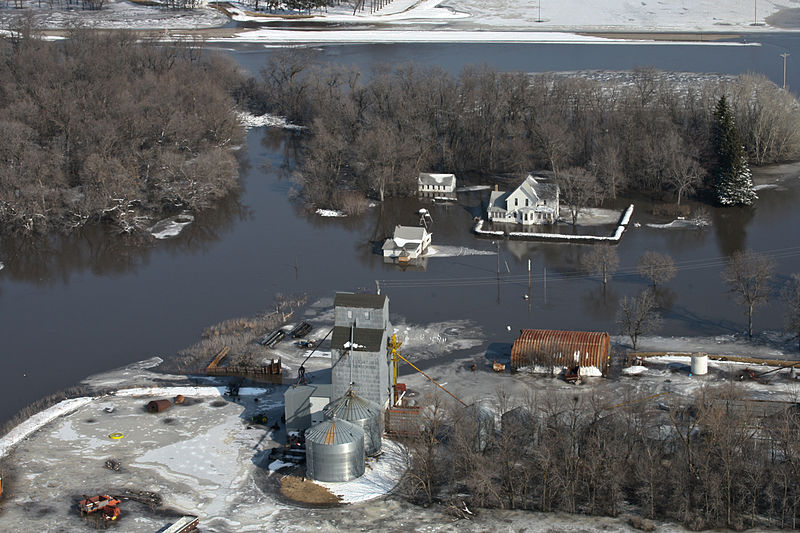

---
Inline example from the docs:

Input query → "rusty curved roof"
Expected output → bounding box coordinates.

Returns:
[511,329,610,369]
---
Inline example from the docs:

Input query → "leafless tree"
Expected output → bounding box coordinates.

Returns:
[617,290,662,350]
[666,153,704,206]
[637,251,677,289]
[580,244,620,286]
[721,250,775,338]
[782,273,800,351]
[556,167,601,226]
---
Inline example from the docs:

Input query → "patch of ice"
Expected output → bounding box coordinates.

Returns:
[316,209,346,217]
[754,184,779,191]
[646,218,709,229]
[622,365,649,375]
[149,213,194,239]
[425,245,495,257]
[0,397,93,459]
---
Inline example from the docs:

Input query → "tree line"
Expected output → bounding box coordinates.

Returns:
[253,53,800,211]
[0,30,245,236]
[402,385,800,530]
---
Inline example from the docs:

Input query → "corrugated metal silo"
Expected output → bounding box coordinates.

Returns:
[466,404,495,452]
[305,417,365,482]
[510,329,610,373]
[323,389,383,456]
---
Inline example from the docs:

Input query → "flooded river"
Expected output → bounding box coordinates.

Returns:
[1,36,800,424]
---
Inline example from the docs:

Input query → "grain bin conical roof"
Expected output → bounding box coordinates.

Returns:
[323,389,381,422]
[304,417,364,445]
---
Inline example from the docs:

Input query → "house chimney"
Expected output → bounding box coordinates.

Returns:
[494,184,499,191]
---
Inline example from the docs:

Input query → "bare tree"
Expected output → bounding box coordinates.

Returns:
[781,273,800,351]
[580,244,620,286]
[666,154,704,206]
[637,251,677,289]
[557,167,601,226]
[617,290,662,350]
[721,250,775,338]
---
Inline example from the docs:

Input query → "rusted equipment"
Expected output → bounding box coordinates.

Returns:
[206,357,282,383]
[260,329,286,348]
[510,329,610,374]
[386,405,422,437]
[146,399,172,413]
[163,515,199,533]
[564,365,581,384]
[174,394,185,404]
[290,321,312,338]
[492,361,506,372]
[77,495,121,522]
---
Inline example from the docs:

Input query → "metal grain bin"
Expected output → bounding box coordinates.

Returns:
[305,418,365,482]
[323,389,383,456]
[510,329,610,373]
[466,404,495,452]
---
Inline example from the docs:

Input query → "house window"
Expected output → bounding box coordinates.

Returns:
[514,198,518,207]
[347,310,353,320]
[365,311,370,320]
[525,199,529,207]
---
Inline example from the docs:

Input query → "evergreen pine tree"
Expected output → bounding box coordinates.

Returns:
[712,95,757,206]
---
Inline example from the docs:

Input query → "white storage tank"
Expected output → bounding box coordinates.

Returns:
[305,417,365,482]
[323,389,383,456]
[691,352,708,376]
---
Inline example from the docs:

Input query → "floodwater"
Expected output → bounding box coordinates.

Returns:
[2,36,800,425]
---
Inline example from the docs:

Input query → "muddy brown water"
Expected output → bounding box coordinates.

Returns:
[2,38,800,426]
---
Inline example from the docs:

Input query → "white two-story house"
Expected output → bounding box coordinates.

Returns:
[487,175,559,225]
[418,173,456,200]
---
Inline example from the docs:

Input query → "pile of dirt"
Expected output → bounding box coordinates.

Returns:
[280,476,341,505]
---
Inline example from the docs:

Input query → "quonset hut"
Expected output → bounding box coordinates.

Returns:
[510,329,610,374]
[324,389,383,456]
[305,418,365,482]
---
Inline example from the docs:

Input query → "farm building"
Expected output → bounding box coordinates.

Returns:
[331,293,393,409]
[284,383,332,432]
[382,225,432,261]
[418,172,456,200]
[488,174,559,225]
[510,329,610,374]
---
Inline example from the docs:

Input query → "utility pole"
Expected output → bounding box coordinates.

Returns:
[754,0,757,25]
[543,266,547,304]
[527,259,532,298]
[781,52,790,89]
[537,0,542,22]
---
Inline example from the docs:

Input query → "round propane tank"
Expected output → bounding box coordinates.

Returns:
[691,352,708,376]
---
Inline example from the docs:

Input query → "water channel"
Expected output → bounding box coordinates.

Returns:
[1,35,800,424]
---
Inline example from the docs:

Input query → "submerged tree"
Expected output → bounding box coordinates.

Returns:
[721,250,775,338]
[713,95,757,206]
[617,290,662,350]
[581,244,620,287]
[637,251,677,289]
[557,167,601,225]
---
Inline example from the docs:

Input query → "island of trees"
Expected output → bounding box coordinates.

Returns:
[255,53,800,213]
[0,30,245,236]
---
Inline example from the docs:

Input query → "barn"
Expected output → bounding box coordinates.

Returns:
[510,329,610,374]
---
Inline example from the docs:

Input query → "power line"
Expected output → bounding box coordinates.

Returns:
[375,245,800,290]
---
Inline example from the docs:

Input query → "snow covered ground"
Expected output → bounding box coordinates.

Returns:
[3,0,795,37]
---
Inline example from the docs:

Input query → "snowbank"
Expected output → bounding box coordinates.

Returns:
[316,439,405,503]
[237,111,304,131]
[112,385,275,398]
[0,397,93,459]
[646,218,709,229]
[316,209,346,217]
[622,365,649,375]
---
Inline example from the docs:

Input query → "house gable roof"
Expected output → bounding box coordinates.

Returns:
[418,173,456,188]
[393,225,427,243]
